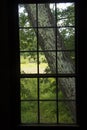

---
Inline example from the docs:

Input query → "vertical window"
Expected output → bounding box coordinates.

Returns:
[18,1,78,126]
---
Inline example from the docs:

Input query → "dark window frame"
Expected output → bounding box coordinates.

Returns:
[8,0,86,129]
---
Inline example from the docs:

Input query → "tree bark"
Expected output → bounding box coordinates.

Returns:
[24,4,76,122]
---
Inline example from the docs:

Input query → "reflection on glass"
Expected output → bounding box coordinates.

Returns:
[21,101,38,123]
[39,78,56,99]
[20,78,37,100]
[58,101,76,123]
[57,51,75,73]
[40,101,57,123]
[20,52,37,74]
[19,28,37,51]
[58,78,75,100]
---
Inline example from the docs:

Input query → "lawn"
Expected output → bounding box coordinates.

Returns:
[21,63,48,73]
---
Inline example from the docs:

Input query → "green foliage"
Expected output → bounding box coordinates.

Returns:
[39,54,47,63]
[19,6,37,55]
[59,102,73,123]
[19,11,29,27]
[19,28,37,52]
[57,3,75,26]
[21,78,73,123]
[57,4,75,51]
[20,78,37,99]
[40,101,56,123]
[21,102,38,123]
[40,78,56,99]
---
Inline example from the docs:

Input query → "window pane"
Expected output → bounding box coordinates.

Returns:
[19,28,37,51]
[58,78,76,100]
[39,52,48,73]
[58,101,76,123]
[18,4,37,27]
[20,52,37,74]
[21,101,38,123]
[18,5,30,27]
[20,78,37,100]
[57,51,75,73]
[38,4,55,27]
[40,101,57,123]
[58,27,75,50]
[57,3,75,26]
[39,78,56,99]
[38,28,56,50]
[39,52,56,74]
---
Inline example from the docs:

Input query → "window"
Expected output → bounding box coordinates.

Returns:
[16,0,80,128]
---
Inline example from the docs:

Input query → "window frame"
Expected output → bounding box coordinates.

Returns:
[8,0,84,129]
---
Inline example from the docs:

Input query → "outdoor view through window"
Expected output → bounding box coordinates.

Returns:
[18,2,76,125]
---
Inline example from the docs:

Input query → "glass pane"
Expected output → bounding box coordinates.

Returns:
[58,78,76,100]
[21,101,38,123]
[39,52,50,74]
[39,52,56,74]
[57,51,75,73]
[57,3,75,26]
[38,28,56,50]
[20,52,37,74]
[19,28,37,51]
[38,4,55,27]
[18,4,36,27]
[39,78,56,99]
[58,27,75,50]
[18,5,30,27]
[40,101,57,123]
[58,101,76,123]
[20,78,37,100]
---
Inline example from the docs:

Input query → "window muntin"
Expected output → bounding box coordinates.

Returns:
[18,2,77,125]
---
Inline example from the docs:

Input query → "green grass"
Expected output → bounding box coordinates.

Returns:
[20,55,48,73]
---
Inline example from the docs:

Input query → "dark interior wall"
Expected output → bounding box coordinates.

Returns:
[1,1,16,129]
[0,0,87,129]
[0,0,10,129]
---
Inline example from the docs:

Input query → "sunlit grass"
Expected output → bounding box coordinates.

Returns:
[20,63,48,73]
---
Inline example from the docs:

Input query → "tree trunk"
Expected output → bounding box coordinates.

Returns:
[24,4,76,122]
